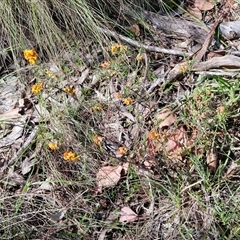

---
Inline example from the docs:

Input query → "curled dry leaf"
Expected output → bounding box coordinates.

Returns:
[96,165,123,192]
[156,108,177,128]
[119,206,138,223]
[195,0,215,11]
[206,149,218,172]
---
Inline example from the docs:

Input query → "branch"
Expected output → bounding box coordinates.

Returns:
[97,26,191,57]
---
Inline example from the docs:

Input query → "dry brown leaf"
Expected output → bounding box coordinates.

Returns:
[98,229,109,240]
[155,125,188,163]
[77,68,90,85]
[0,116,27,148]
[122,162,129,175]
[96,165,123,192]
[225,162,239,176]
[166,126,187,151]
[166,126,188,161]
[187,6,202,19]
[127,24,141,37]
[156,108,177,128]
[206,149,218,172]
[147,137,157,157]
[119,206,138,223]
[207,50,225,60]
[0,108,20,121]
[195,0,215,11]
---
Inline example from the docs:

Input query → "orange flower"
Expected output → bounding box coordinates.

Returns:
[93,135,103,146]
[23,49,38,64]
[123,97,133,105]
[179,65,186,73]
[48,142,58,150]
[110,43,127,55]
[63,150,79,161]
[65,85,76,95]
[92,104,103,112]
[117,146,127,155]
[101,60,111,69]
[31,82,43,94]
[148,130,161,140]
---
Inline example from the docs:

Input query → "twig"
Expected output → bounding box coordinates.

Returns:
[193,17,222,66]
[147,76,166,93]
[97,26,191,57]
[195,70,240,77]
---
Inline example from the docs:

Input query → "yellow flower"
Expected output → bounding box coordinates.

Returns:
[136,53,143,62]
[48,142,58,150]
[31,82,43,94]
[92,104,103,112]
[101,60,111,69]
[179,65,186,73]
[93,135,103,146]
[110,43,127,55]
[148,130,161,140]
[63,150,79,161]
[23,49,38,65]
[65,85,76,95]
[123,97,133,105]
[117,146,127,155]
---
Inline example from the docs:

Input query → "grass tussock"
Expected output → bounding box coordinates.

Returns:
[0,0,111,63]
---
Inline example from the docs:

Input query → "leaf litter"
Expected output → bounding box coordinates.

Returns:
[1,2,240,239]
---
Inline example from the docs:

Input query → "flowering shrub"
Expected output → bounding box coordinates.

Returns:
[63,150,79,161]
[123,97,133,105]
[23,49,38,64]
[31,82,43,94]
[48,142,58,150]
[65,85,76,95]
[110,43,127,55]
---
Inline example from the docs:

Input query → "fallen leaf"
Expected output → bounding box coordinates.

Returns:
[78,68,90,84]
[156,108,177,128]
[206,149,217,172]
[166,126,187,152]
[156,125,188,163]
[119,206,138,223]
[96,165,123,192]
[207,50,225,60]
[147,137,157,157]
[127,24,141,37]
[21,157,36,175]
[187,5,202,19]
[225,162,239,176]
[122,162,129,175]
[49,209,67,222]
[0,116,27,148]
[98,229,110,240]
[195,0,215,11]
[0,108,20,121]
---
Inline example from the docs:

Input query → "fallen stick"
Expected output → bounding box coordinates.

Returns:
[97,26,191,57]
